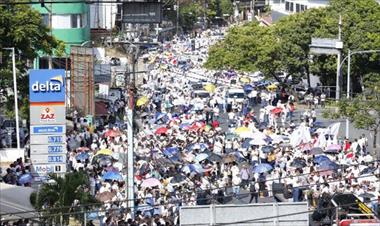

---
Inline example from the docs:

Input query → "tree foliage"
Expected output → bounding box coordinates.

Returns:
[323,75,380,148]
[0,2,64,120]
[205,0,380,88]
[31,171,98,224]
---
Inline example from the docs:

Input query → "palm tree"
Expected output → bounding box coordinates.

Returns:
[31,171,98,225]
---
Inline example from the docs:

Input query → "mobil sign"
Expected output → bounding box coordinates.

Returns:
[29,69,66,103]
[32,164,67,176]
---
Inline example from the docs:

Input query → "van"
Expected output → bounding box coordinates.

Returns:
[225,88,245,105]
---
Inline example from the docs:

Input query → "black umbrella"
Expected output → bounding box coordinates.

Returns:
[359,193,375,199]
[170,174,187,184]
[207,153,223,162]
[290,159,307,169]
[310,147,323,155]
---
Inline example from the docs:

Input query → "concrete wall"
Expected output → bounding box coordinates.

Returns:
[180,202,309,226]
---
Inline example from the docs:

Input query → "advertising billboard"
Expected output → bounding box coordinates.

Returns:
[30,105,66,125]
[122,2,162,24]
[29,69,67,177]
[29,69,66,103]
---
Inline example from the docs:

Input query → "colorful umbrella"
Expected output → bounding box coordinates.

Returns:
[318,160,339,170]
[104,129,121,138]
[313,155,330,164]
[95,149,113,156]
[239,76,251,84]
[76,152,90,161]
[261,145,275,153]
[310,147,323,155]
[267,84,277,90]
[155,127,168,135]
[136,96,149,107]
[18,174,33,184]
[141,177,161,188]
[254,163,273,173]
[234,127,250,135]
[243,84,254,93]
[271,107,282,114]
[290,159,307,169]
[204,84,216,93]
[102,171,123,181]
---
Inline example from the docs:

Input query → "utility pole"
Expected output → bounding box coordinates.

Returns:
[336,15,342,100]
[125,44,140,217]
[3,48,21,150]
[176,0,179,36]
[345,49,351,138]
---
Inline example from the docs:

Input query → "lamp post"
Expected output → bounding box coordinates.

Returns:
[338,49,380,139]
[2,47,21,150]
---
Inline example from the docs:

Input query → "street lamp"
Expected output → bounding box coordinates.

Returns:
[338,49,380,139]
[2,47,21,150]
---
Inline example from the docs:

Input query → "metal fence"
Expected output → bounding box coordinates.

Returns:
[180,202,309,226]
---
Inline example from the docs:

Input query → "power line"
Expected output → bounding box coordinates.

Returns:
[1,172,378,218]
[0,0,166,5]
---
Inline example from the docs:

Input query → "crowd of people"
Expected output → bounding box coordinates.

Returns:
[1,28,379,225]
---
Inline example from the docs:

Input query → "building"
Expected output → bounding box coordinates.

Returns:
[32,1,91,69]
[269,0,329,22]
[89,0,118,30]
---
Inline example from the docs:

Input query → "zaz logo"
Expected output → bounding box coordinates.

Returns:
[40,107,55,121]
[32,75,63,93]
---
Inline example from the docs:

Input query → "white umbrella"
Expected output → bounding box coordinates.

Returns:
[250,138,267,146]
[270,134,284,144]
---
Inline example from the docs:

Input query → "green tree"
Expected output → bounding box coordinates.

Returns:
[31,171,98,224]
[323,75,380,148]
[179,1,204,32]
[0,2,64,120]
[205,0,380,89]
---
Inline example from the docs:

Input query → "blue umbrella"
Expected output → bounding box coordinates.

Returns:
[76,152,90,162]
[102,171,123,181]
[319,160,338,170]
[313,155,330,164]
[18,174,33,184]
[163,147,179,156]
[183,164,204,174]
[243,84,254,93]
[195,153,209,162]
[254,163,273,174]
[242,138,253,149]
[261,146,275,153]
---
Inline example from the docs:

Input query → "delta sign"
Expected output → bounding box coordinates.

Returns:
[29,69,66,103]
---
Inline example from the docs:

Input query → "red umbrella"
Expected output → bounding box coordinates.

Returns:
[155,127,168,135]
[77,147,90,152]
[271,107,282,114]
[104,129,121,138]
[346,152,354,159]
[190,122,205,131]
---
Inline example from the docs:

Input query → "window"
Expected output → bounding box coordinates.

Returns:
[285,1,290,11]
[71,14,82,28]
[39,57,70,70]
[296,3,300,12]
[52,15,71,29]
[51,14,86,29]
[300,5,305,11]
[290,2,294,12]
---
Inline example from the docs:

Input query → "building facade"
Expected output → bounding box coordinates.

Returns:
[269,0,329,22]
[32,1,91,69]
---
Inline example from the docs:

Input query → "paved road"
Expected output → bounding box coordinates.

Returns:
[0,183,36,221]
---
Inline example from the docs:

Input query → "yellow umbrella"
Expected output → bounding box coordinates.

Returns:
[204,84,216,93]
[234,127,250,135]
[95,149,113,156]
[239,77,251,84]
[267,84,277,90]
[136,96,149,107]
